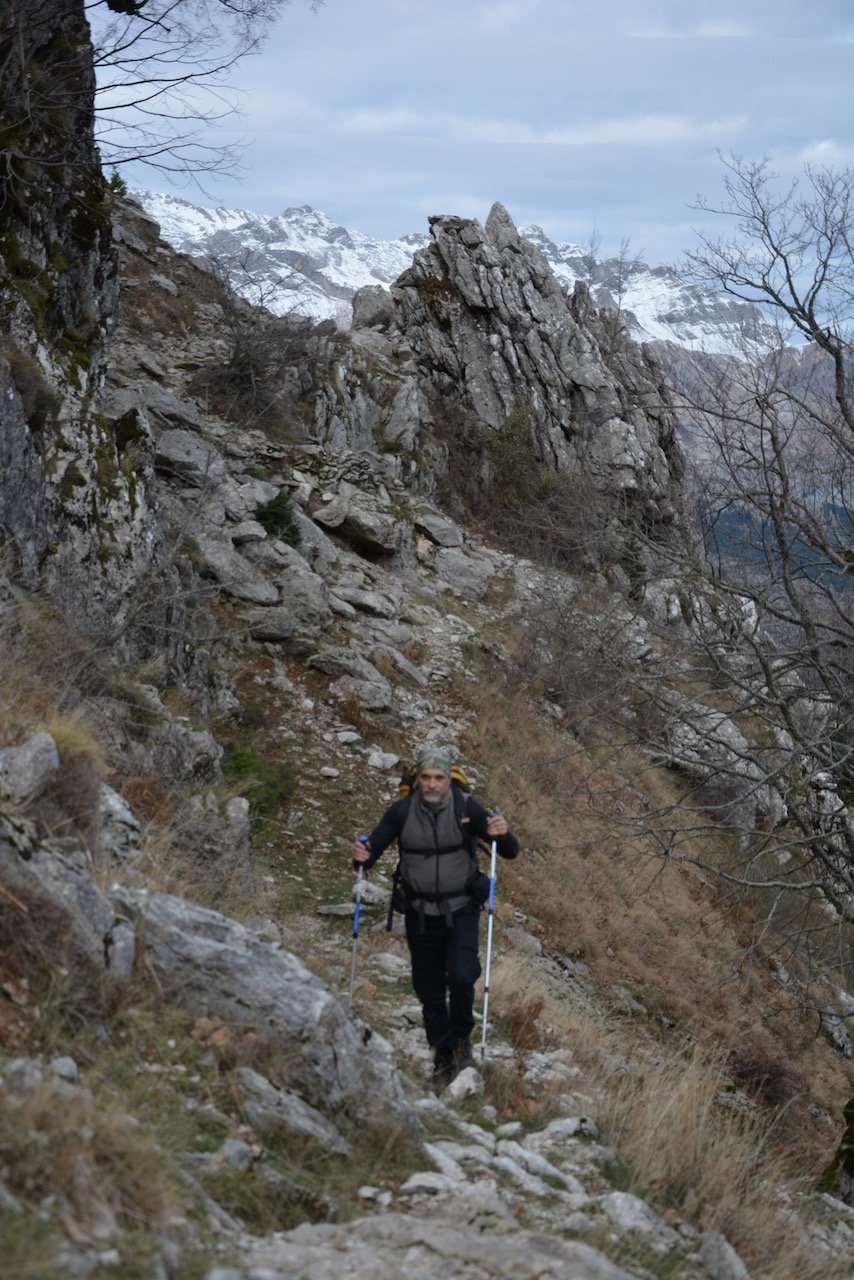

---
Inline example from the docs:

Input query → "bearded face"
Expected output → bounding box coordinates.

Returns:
[417,767,451,809]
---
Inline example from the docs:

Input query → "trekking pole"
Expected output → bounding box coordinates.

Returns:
[348,840,367,1007]
[480,836,499,1062]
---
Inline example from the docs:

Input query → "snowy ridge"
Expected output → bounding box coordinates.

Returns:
[132,188,769,353]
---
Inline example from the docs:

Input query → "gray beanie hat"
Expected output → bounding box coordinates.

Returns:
[416,746,453,777]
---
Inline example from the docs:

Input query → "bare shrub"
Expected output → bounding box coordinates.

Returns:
[505,995,547,1054]
[433,394,622,571]
[727,1040,802,1108]
[120,775,175,825]
[2,344,62,432]
[39,746,104,843]
[190,251,317,437]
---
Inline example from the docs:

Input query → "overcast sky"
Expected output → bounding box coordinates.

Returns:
[120,0,854,266]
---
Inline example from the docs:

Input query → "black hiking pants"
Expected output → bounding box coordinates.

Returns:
[405,905,481,1061]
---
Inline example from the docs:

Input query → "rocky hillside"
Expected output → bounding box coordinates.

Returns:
[3,7,854,1278]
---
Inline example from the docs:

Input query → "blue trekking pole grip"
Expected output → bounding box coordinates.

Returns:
[349,837,368,1007]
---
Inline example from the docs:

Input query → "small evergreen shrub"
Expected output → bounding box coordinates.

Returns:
[253,491,301,547]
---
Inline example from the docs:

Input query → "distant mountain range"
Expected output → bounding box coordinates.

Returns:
[132,188,773,358]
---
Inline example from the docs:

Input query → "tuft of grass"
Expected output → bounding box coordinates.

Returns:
[506,994,547,1054]
[0,1076,178,1233]
[221,746,296,826]
[40,708,104,762]
[0,1213,59,1280]
[596,1046,831,1277]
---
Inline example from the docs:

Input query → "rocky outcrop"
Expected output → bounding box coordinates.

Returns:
[390,203,684,534]
[0,803,418,1145]
[0,0,116,375]
[112,886,419,1136]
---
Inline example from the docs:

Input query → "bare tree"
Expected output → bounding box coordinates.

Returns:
[610,235,645,313]
[509,158,854,1000]
[0,1,320,215]
[87,1,310,176]
[579,223,602,289]
[87,0,323,177]
[637,156,854,928]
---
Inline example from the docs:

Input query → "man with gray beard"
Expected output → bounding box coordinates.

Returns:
[351,746,519,1091]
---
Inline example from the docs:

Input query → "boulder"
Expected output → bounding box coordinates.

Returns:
[413,503,464,548]
[111,886,420,1136]
[96,784,141,860]
[312,483,403,556]
[242,561,332,652]
[352,285,395,330]
[308,647,389,684]
[235,1066,352,1155]
[154,429,229,489]
[0,819,113,968]
[294,512,340,573]
[433,547,493,600]
[329,676,394,712]
[0,732,60,804]
[196,534,279,605]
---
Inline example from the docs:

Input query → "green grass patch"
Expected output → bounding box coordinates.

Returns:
[0,1213,59,1280]
[222,747,297,826]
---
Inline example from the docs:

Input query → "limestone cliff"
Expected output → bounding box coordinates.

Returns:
[0,0,155,615]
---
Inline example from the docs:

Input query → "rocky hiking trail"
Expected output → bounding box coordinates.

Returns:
[163,524,737,1279]
[207,907,748,1280]
[201,601,757,1279]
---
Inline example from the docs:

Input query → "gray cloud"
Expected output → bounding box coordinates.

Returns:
[123,0,854,266]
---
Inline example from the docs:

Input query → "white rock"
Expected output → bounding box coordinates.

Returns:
[698,1231,750,1280]
[423,1142,466,1183]
[442,1066,485,1101]
[398,1170,457,1196]
[599,1191,681,1251]
[368,749,401,770]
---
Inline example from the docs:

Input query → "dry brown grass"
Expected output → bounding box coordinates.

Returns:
[0,599,110,840]
[459,665,854,1175]
[597,1047,839,1279]
[483,948,845,1276]
[0,1074,179,1234]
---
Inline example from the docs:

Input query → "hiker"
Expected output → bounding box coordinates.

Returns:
[350,746,519,1091]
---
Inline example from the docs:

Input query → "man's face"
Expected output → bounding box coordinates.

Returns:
[417,768,451,807]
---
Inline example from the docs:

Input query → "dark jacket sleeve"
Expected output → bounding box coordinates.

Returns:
[467,797,519,860]
[362,798,407,869]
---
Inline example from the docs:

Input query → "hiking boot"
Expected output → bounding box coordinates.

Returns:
[453,1038,474,1073]
[431,1052,454,1095]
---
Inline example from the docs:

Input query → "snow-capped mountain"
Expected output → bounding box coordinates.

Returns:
[134,189,429,327]
[132,188,769,356]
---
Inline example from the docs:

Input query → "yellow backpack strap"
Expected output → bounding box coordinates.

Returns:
[398,764,417,798]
